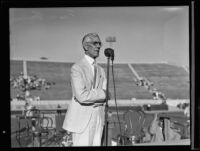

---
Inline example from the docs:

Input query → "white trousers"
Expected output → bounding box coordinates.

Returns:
[72,107,103,146]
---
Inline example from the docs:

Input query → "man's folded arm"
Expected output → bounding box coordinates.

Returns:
[71,65,106,104]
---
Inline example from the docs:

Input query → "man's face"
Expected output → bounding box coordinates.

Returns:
[84,35,102,59]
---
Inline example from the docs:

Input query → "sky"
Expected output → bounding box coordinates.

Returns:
[9,7,189,67]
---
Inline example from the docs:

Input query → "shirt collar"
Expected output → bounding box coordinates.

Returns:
[84,54,96,65]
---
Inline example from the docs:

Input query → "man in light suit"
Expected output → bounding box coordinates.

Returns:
[62,33,107,146]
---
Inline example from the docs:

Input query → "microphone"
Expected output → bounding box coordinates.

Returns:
[104,48,114,61]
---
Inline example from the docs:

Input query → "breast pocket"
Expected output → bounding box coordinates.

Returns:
[82,72,92,89]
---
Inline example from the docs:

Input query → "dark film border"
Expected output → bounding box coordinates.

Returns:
[2,0,199,150]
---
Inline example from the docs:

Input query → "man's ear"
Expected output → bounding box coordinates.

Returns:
[83,43,92,51]
[83,43,88,51]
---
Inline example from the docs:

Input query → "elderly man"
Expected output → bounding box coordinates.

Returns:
[62,33,107,146]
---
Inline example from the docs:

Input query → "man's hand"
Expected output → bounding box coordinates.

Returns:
[103,90,111,100]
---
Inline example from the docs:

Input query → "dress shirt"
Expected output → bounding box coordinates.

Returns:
[84,54,96,76]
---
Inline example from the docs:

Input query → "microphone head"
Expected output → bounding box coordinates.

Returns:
[104,48,114,60]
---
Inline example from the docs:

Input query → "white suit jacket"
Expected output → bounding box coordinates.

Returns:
[62,57,107,133]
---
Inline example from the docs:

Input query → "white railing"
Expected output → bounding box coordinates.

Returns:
[10,99,189,111]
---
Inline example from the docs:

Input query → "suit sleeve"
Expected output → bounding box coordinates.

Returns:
[71,64,106,104]
[101,67,107,91]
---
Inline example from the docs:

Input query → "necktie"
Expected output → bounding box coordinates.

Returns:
[93,62,97,88]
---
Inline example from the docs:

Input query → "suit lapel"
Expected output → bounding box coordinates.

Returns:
[81,57,101,89]
[95,65,100,88]
[81,58,93,85]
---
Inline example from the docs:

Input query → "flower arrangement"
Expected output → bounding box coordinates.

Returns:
[10,72,55,115]
[60,131,73,147]
[10,72,55,92]
[177,102,190,117]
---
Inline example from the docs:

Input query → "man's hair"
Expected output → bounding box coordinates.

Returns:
[82,33,100,51]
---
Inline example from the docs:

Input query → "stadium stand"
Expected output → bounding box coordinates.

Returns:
[132,63,189,99]
[10,60,189,100]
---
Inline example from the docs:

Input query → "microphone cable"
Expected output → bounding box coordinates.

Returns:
[111,60,123,145]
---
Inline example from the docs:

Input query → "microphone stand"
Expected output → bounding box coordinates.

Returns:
[104,56,111,146]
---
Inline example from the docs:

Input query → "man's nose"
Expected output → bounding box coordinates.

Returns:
[96,43,101,48]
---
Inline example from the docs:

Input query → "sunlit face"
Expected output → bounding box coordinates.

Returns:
[82,33,102,59]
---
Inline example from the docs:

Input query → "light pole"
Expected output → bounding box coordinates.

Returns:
[106,36,116,48]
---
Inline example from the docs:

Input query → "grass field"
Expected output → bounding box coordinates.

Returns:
[10,60,189,100]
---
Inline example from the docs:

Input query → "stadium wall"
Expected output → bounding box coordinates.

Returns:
[11,99,189,111]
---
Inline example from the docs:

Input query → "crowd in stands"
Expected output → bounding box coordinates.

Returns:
[134,76,190,118]
[134,77,167,103]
